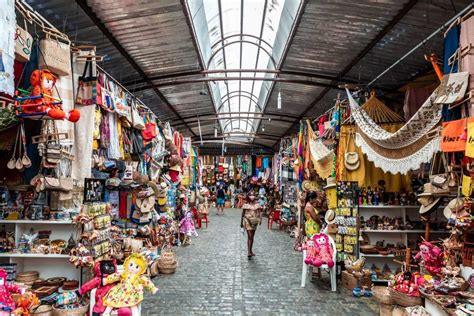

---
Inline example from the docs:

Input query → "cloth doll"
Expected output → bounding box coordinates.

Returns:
[77,260,131,316]
[414,241,444,275]
[299,239,317,266]
[312,233,335,268]
[103,254,158,316]
[0,269,24,315]
[180,210,198,237]
[23,69,80,122]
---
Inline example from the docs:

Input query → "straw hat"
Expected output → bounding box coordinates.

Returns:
[325,209,336,224]
[444,197,468,219]
[324,177,337,190]
[344,152,360,171]
[136,189,156,213]
[302,180,319,192]
[169,165,182,172]
[418,185,442,215]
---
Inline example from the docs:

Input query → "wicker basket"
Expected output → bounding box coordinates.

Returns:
[388,287,423,307]
[157,248,178,274]
[52,304,88,316]
[31,305,53,316]
[373,286,394,305]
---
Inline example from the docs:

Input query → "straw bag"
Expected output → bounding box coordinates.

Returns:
[388,287,422,307]
[14,20,33,62]
[52,304,89,316]
[39,28,71,76]
[157,247,177,274]
[132,102,145,130]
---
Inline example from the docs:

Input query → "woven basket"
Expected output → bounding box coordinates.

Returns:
[157,248,178,274]
[388,287,422,307]
[373,286,393,305]
[31,305,53,316]
[52,304,88,316]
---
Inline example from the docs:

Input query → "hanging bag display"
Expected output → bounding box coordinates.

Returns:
[429,152,450,197]
[344,131,360,171]
[142,114,157,141]
[39,28,72,76]
[131,101,145,130]
[14,19,32,63]
[75,59,97,106]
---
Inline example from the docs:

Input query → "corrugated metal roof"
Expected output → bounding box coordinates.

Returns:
[24,0,474,151]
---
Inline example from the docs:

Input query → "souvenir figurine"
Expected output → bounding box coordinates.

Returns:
[103,254,158,316]
[312,233,334,268]
[0,269,24,316]
[373,187,380,206]
[367,186,373,205]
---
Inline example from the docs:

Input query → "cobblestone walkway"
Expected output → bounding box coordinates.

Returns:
[142,208,377,315]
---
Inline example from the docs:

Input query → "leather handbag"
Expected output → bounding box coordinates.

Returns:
[429,153,450,197]
[39,28,71,76]
[344,132,360,171]
[14,20,32,62]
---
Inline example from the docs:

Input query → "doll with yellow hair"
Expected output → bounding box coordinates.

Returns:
[102,254,158,316]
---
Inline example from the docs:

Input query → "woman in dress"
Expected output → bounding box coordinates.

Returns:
[241,191,262,259]
[304,191,322,238]
[216,184,226,215]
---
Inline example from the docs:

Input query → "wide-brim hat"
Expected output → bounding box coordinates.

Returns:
[417,183,434,197]
[444,197,468,219]
[302,180,319,192]
[136,195,156,213]
[344,152,360,171]
[106,177,121,188]
[169,165,182,172]
[324,176,337,189]
[418,194,442,215]
[282,202,290,208]
[325,209,336,224]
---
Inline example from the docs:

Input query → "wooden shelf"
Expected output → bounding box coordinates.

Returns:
[361,229,447,234]
[0,220,73,225]
[360,253,394,258]
[0,253,69,258]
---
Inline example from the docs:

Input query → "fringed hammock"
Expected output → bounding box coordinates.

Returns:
[307,121,334,179]
[346,88,442,149]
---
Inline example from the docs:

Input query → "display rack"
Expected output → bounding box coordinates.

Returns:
[0,220,79,280]
[358,205,448,271]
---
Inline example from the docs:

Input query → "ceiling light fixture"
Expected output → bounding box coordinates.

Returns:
[214,122,218,138]
[277,90,282,110]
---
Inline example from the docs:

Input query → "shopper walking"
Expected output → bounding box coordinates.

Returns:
[304,191,322,238]
[241,191,262,259]
[216,184,226,215]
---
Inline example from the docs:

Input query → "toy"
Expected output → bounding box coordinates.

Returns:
[312,233,335,268]
[0,269,24,315]
[103,254,158,316]
[77,260,131,316]
[299,239,318,266]
[17,70,80,122]
[179,210,198,237]
[414,241,444,275]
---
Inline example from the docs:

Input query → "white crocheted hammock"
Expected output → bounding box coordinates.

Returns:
[346,88,441,149]
[355,133,441,174]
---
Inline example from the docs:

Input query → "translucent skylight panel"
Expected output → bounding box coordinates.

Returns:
[202,0,221,48]
[242,0,265,38]
[221,0,241,38]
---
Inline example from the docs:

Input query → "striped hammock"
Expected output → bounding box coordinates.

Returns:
[346,88,441,149]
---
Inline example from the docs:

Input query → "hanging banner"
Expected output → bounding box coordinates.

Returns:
[441,118,468,152]
[434,72,469,104]
[465,117,474,157]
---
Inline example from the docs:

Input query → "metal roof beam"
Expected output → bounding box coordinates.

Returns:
[275,0,419,146]
[75,0,196,137]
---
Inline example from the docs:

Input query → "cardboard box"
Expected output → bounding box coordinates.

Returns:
[341,270,371,290]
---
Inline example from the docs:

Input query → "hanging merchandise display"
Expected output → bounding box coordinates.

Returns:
[0,0,16,95]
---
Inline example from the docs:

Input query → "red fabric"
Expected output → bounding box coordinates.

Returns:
[119,191,128,219]
[141,122,157,141]
[318,115,328,136]
[169,169,180,183]
[256,157,262,169]
[79,260,117,314]
[0,270,22,311]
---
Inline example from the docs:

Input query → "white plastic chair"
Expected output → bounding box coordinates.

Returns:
[301,233,337,292]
